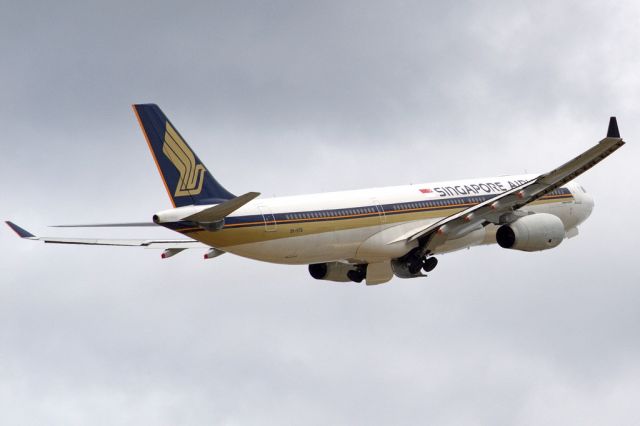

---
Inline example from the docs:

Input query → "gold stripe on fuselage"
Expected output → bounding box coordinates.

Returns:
[181,194,574,248]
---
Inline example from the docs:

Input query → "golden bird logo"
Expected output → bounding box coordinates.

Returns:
[162,122,206,196]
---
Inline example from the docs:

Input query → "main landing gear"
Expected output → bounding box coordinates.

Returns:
[347,265,366,283]
[391,248,439,279]
[409,256,438,274]
[406,252,438,275]
[423,256,438,273]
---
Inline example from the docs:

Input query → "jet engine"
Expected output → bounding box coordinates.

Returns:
[496,213,565,252]
[308,262,364,283]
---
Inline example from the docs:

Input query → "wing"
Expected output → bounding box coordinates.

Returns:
[52,222,158,228]
[408,117,625,251]
[5,221,209,258]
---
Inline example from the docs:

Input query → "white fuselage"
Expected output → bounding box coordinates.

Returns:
[156,174,594,265]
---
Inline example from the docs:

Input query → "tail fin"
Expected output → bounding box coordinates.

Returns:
[132,104,235,207]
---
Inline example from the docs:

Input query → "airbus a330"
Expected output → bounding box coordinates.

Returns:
[6,105,625,285]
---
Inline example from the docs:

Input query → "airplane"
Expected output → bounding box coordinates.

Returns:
[6,105,625,285]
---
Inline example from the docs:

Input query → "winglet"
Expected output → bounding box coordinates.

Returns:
[5,221,36,238]
[607,117,620,138]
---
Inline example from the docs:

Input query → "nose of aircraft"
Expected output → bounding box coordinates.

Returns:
[578,191,595,224]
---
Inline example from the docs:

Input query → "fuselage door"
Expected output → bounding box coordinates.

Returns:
[372,198,386,224]
[258,205,277,232]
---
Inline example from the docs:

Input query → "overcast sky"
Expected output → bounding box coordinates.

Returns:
[1,0,640,425]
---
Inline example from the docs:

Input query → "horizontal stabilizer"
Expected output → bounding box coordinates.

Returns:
[184,191,260,223]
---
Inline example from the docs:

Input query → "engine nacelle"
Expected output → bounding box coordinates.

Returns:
[308,262,357,282]
[496,213,565,252]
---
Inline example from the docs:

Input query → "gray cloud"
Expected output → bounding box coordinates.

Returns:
[1,0,640,425]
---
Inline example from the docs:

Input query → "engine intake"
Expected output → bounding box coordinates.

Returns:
[496,213,565,252]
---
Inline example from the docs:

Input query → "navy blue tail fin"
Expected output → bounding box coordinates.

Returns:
[133,104,235,207]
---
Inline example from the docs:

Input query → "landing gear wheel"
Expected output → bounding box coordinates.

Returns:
[408,259,424,275]
[347,270,364,283]
[423,257,438,273]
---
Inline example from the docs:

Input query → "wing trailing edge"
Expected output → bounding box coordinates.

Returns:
[5,221,206,250]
